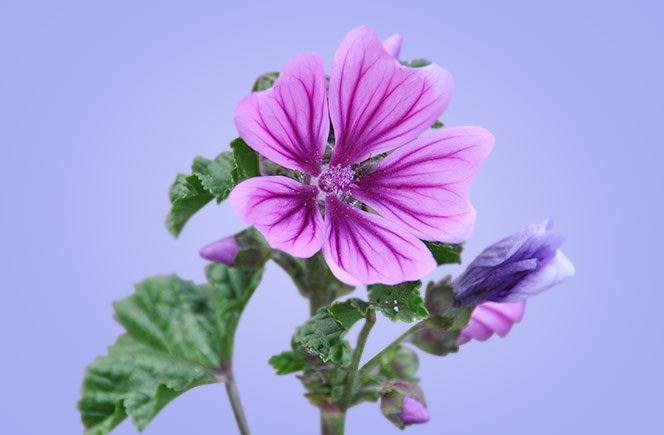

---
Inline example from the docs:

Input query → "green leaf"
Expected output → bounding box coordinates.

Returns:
[431,120,444,129]
[230,137,260,183]
[268,350,306,375]
[293,298,370,366]
[79,266,264,434]
[270,299,368,377]
[79,335,216,434]
[294,308,353,366]
[252,71,279,92]
[166,174,214,237]
[369,281,429,322]
[166,151,236,237]
[328,298,371,330]
[191,152,236,202]
[423,241,463,265]
[114,275,224,368]
[204,263,264,362]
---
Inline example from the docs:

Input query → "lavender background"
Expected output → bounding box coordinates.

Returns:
[2,0,662,434]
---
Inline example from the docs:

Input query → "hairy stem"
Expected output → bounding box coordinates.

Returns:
[320,405,345,435]
[341,311,376,410]
[224,370,250,435]
[359,321,427,375]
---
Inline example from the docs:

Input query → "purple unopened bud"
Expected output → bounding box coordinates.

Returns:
[199,236,240,266]
[399,396,430,425]
[381,383,429,428]
[453,219,575,307]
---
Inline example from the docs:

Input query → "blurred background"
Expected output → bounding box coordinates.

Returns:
[2,0,662,433]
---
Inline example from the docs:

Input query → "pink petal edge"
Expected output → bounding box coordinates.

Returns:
[458,301,526,344]
[322,195,436,285]
[328,26,454,166]
[353,126,494,243]
[382,33,403,58]
[234,52,329,176]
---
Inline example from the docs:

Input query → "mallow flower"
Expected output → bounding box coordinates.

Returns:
[453,219,575,307]
[229,26,493,285]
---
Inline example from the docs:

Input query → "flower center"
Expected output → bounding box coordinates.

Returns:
[318,164,357,195]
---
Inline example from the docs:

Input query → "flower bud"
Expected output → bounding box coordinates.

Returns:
[199,235,240,266]
[380,345,418,380]
[453,219,575,307]
[399,396,430,425]
[380,383,429,428]
[409,327,460,357]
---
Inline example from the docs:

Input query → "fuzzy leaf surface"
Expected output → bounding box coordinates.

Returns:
[231,137,260,183]
[369,281,429,322]
[79,266,263,434]
[268,350,306,375]
[166,151,235,237]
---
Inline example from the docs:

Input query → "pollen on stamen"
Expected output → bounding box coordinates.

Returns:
[317,164,358,196]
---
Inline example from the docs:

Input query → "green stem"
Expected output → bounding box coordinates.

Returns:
[224,370,250,435]
[359,321,427,376]
[320,405,345,435]
[341,311,376,410]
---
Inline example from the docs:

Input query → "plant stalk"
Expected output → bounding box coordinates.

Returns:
[224,370,250,435]
[359,321,427,376]
[341,311,376,410]
[320,405,345,435]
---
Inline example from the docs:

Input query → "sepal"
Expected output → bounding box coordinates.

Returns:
[251,71,279,92]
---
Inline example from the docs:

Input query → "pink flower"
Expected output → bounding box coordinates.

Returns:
[229,26,493,285]
[457,301,526,345]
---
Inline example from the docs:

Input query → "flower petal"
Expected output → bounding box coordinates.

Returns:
[382,33,403,58]
[467,219,558,269]
[399,397,430,425]
[353,127,494,243]
[322,195,436,285]
[504,250,576,302]
[457,301,526,345]
[228,176,324,257]
[234,53,329,176]
[328,26,453,166]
